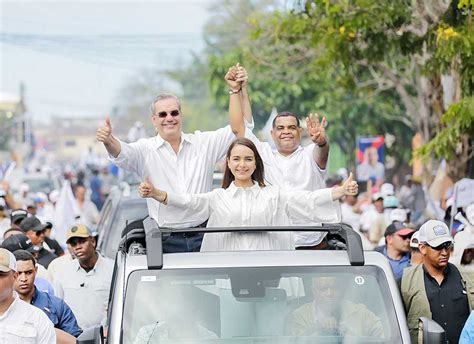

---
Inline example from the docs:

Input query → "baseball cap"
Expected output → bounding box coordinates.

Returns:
[383,196,399,209]
[0,248,17,272]
[10,209,28,225]
[372,193,384,202]
[66,224,93,243]
[418,220,453,247]
[390,208,407,223]
[19,216,49,233]
[380,183,395,197]
[409,231,421,249]
[1,234,40,254]
[295,232,327,248]
[384,221,415,237]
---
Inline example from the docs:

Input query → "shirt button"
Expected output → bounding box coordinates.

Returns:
[441,304,444,308]
[444,322,447,326]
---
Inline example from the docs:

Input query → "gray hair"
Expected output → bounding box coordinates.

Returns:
[149,94,181,115]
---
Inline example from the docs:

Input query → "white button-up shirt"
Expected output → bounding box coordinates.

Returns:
[164,182,341,251]
[110,127,235,227]
[54,254,114,330]
[0,294,56,344]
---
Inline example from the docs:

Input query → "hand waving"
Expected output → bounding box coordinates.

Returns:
[306,114,327,146]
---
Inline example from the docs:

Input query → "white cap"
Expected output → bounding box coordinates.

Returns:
[418,220,453,247]
[0,248,17,272]
[381,183,395,197]
[295,232,327,248]
[390,208,407,223]
[409,231,420,249]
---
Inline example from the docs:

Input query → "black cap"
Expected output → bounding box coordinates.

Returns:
[10,209,28,225]
[384,221,415,237]
[1,234,40,254]
[19,216,49,233]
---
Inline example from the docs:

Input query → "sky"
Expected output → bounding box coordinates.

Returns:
[0,0,211,121]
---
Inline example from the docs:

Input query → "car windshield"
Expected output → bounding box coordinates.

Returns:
[122,266,402,343]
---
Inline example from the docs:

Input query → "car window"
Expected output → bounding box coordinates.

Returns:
[103,200,148,258]
[122,266,402,343]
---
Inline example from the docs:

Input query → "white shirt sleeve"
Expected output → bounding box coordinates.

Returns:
[54,279,64,299]
[108,139,146,177]
[283,188,341,223]
[244,117,255,130]
[162,192,213,227]
[37,309,57,343]
[198,125,236,162]
[305,143,328,175]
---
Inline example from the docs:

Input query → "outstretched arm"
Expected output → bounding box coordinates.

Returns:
[306,114,329,169]
[96,117,121,158]
[331,173,358,201]
[225,64,245,138]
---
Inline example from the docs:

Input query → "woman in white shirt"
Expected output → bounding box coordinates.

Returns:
[139,138,358,251]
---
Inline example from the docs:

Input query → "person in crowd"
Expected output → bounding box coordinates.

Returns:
[401,219,474,344]
[409,231,423,266]
[376,221,414,280]
[0,180,21,210]
[96,65,245,253]
[44,222,65,257]
[364,193,386,245]
[229,66,331,248]
[13,249,82,340]
[0,248,56,342]
[90,168,104,211]
[74,185,100,229]
[139,138,357,251]
[54,224,113,330]
[48,242,75,283]
[286,276,384,337]
[356,147,385,185]
[2,233,54,291]
[9,208,28,229]
[460,311,474,344]
[0,205,10,241]
[3,227,23,240]
[13,183,31,209]
[19,215,57,268]
[100,166,115,200]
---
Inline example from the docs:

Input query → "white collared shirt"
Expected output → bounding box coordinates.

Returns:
[54,254,114,330]
[0,294,56,344]
[165,182,341,251]
[110,127,235,227]
[245,128,327,191]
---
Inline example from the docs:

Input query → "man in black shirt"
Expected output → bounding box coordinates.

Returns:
[401,219,474,344]
[19,216,57,268]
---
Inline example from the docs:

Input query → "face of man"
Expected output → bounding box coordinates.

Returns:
[367,147,379,165]
[151,98,182,140]
[25,229,45,246]
[14,260,36,297]
[68,237,96,263]
[271,116,302,156]
[420,242,453,269]
[75,186,86,202]
[312,276,342,311]
[374,199,384,213]
[0,271,17,303]
[387,232,412,254]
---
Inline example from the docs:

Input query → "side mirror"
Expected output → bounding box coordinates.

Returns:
[418,317,446,344]
[76,326,104,344]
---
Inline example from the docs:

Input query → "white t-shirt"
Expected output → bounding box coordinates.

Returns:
[165,182,341,251]
[0,295,56,344]
[54,254,113,330]
[110,127,235,227]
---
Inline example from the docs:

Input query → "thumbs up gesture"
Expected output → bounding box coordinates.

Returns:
[96,117,113,144]
[342,173,358,196]
[139,177,155,199]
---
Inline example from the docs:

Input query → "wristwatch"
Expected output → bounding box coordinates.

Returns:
[229,88,241,94]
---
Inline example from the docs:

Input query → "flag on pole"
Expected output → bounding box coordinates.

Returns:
[53,180,80,248]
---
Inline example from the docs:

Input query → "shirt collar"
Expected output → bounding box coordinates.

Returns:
[153,133,193,149]
[227,181,261,198]
[275,145,303,158]
[74,254,101,272]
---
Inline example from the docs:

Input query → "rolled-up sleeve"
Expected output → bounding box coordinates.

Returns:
[284,188,341,223]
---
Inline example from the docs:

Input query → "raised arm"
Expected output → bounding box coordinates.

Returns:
[306,114,329,169]
[96,116,121,158]
[238,66,253,125]
[225,64,245,138]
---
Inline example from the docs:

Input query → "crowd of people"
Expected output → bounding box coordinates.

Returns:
[0,63,473,343]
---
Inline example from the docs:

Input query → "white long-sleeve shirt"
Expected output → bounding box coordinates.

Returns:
[164,182,341,251]
[109,127,235,227]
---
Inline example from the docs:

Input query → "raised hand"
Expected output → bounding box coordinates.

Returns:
[342,173,358,196]
[235,65,249,88]
[96,117,113,144]
[306,114,327,146]
[138,177,155,199]
[224,63,242,91]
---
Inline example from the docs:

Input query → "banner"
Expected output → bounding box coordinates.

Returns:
[356,136,385,182]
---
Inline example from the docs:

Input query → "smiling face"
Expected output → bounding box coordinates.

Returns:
[151,97,182,140]
[227,144,257,186]
[271,116,303,156]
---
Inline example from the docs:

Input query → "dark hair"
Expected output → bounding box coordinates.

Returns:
[13,249,36,266]
[222,138,265,189]
[272,111,300,128]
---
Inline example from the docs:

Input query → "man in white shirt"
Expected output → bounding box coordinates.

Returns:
[54,224,113,330]
[97,74,244,252]
[0,248,56,343]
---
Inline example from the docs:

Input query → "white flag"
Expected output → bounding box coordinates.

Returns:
[53,180,80,248]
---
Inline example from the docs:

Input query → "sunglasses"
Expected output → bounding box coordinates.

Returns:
[35,229,46,236]
[428,242,454,251]
[155,109,180,118]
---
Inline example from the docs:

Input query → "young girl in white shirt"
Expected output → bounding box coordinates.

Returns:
[139,138,358,251]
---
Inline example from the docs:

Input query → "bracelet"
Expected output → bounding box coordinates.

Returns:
[229,88,241,95]
[162,193,168,204]
[317,141,327,147]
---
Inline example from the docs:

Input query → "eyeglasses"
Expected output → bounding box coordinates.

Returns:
[428,242,454,251]
[155,109,180,118]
